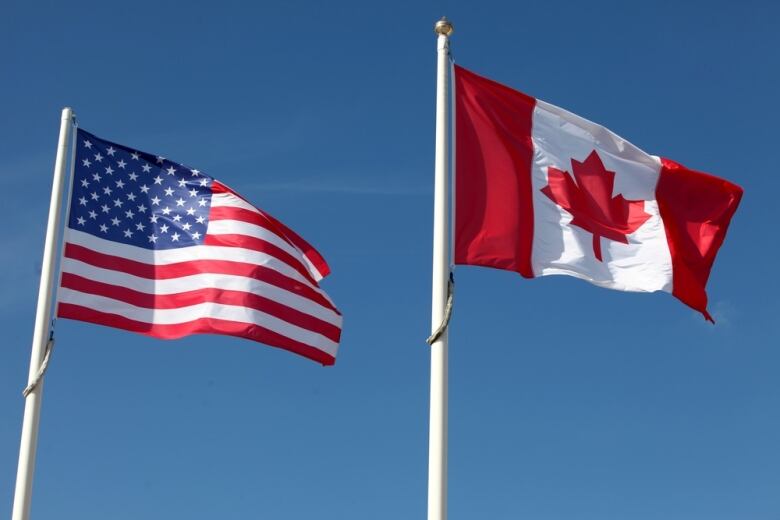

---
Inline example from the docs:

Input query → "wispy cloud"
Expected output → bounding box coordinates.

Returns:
[0,151,54,187]
[0,150,65,310]
[691,299,737,329]
[708,300,737,327]
[245,175,431,195]
[0,222,47,311]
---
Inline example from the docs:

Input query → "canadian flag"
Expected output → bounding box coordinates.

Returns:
[454,65,743,321]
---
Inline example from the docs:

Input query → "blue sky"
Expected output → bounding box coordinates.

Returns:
[1,0,779,518]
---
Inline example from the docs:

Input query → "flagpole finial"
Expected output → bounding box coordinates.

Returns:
[434,17,453,37]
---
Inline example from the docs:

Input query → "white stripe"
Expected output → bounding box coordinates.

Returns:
[211,192,325,281]
[210,191,260,213]
[298,250,324,282]
[207,219,305,265]
[64,229,326,296]
[61,257,342,326]
[59,288,339,357]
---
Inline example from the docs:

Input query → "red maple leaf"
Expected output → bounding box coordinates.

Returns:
[540,150,651,261]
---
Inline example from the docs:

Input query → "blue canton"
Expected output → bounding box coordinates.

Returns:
[69,129,213,250]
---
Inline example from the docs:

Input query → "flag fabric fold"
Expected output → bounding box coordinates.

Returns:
[453,65,742,320]
[58,129,341,365]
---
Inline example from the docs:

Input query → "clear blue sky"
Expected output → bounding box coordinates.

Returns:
[2,1,779,518]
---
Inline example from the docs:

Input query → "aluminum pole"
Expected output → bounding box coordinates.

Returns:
[428,17,453,520]
[12,107,74,520]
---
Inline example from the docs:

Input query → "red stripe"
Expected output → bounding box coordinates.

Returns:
[63,243,340,314]
[211,180,234,196]
[210,183,330,278]
[656,158,743,322]
[453,65,537,278]
[61,272,341,342]
[57,303,336,365]
[210,205,284,237]
[203,234,318,286]
[260,211,330,278]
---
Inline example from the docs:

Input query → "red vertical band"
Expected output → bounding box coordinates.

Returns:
[453,65,537,278]
[656,158,743,321]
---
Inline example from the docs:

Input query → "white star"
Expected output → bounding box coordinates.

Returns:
[166,166,176,175]
[161,206,172,215]
[136,222,146,231]
[92,172,102,182]
[103,186,112,195]
[78,197,87,206]
[140,184,150,194]
[148,234,158,243]
[171,232,181,242]
[106,146,116,156]
[175,197,185,207]
[80,179,89,188]
[198,198,207,207]
[113,198,123,207]
[156,156,165,164]
[131,152,140,161]
[164,187,174,197]
[111,217,121,226]
[125,210,135,219]
[172,214,182,222]
[101,204,110,213]
[160,224,169,234]
[77,216,86,226]
[83,140,92,149]
[191,231,201,240]
[142,163,152,173]
[105,166,114,175]
[153,175,163,185]
[191,169,200,176]
[137,204,147,213]
[99,224,109,233]
[182,222,192,231]
[188,188,198,198]
[90,191,100,201]
[196,216,205,224]
[117,159,126,169]
[115,179,125,189]
[94,153,103,162]
[149,214,159,224]
[82,158,91,167]
[126,192,136,201]
[177,179,187,188]
[150,196,161,206]
[128,172,138,181]
[88,210,97,219]
[186,207,195,215]
[124,229,133,237]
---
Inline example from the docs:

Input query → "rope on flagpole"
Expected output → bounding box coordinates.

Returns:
[22,331,55,398]
[427,272,454,345]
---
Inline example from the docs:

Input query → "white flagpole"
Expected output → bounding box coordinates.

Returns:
[12,107,75,520]
[429,17,453,520]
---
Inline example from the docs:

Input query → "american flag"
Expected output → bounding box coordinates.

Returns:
[57,129,342,365]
